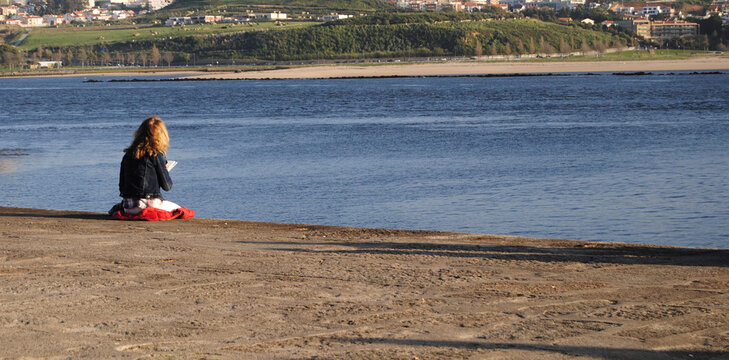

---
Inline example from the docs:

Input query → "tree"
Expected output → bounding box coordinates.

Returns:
[0,44,21,69]
[528,37,536,54]
[126,53,136,66]
[100,51,111,66]
[594,40,606,57]
[559,37,571,55]
[539,36,554,55]
[490,43,497,56]
[697,34,709,51]
[176,53,191,65]
[162,52,173,66]
[65,50,73,66]
[139,52,148,67]
[699,14,723,48]
[151,45,161,67]
[581,38,591,55]
[474,38,482,56]
[504,41,512,56]
[516,39,525,55]
[77,49,88,67]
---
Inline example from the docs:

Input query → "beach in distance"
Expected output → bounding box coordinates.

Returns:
[6,56,729,79]
[1,207,728,359]
[183,57,729,79]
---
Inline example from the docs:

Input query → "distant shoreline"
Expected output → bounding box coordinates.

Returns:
[180,57,729,80]
[2,56,729,80]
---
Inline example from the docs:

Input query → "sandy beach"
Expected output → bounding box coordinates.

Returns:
[2,57,728,80]
[1,207,727,359]
[180,57,729,80]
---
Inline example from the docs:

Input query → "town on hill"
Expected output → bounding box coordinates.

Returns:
[0,0,727,71]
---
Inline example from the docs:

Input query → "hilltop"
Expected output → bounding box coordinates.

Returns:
[152,0,392,20]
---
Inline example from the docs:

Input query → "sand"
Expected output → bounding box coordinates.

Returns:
[3,57,729,80]
[1,207,727,359]
[180,57,729,80]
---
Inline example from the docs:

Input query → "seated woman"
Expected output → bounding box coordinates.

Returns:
[110,116,193,221]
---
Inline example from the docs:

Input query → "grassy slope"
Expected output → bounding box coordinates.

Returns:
[18,21,316,49]
[189,18,631,60]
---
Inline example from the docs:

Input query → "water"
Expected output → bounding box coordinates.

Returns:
[1,73,728,248]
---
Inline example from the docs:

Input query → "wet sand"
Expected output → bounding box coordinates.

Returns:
[1,207,727,359]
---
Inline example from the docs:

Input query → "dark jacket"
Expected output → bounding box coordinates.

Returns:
[119,151,172,199]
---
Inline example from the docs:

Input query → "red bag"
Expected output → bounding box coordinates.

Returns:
[110,206,195,221]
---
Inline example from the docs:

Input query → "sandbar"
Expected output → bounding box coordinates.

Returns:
[181,57,729,80]
[1,207,727,359]
[2,57,729,80]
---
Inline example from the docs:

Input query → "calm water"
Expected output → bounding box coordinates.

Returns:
[1,73,727,248]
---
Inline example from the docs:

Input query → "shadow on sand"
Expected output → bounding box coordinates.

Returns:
[332,338,727,360]
[238,239,729,267]
[0,211,109,221]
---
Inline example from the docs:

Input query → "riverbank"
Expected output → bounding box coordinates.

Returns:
[2,56,729,80]
[182,57,729,80]
[1,207,727,359]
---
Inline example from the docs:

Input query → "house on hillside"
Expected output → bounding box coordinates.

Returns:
[649,20,698,38]
[617,18,697,39]
[614,6,635,15]
[0,5,18,16]
[43,15,65,25]
[256,12,287,20]
[165,16,191,26]
[20,15,44,27]
[463,2,484,11]
[320,13,352,21]
[64,11,88,22]
[37,61,62,68]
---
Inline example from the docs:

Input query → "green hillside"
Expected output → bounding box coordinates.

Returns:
[99,18,632,61]
[17,22,315,50]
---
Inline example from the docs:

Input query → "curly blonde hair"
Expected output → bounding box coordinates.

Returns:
[125,116,169,159]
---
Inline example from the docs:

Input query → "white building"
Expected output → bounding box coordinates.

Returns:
[320,13,352,21]
[64,11,88,22]
[38,61,62,68]
[639,6,673,17]
[165,16,192,26]
[256,12,287,20]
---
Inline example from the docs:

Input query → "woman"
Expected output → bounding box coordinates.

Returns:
[111,116,193,220]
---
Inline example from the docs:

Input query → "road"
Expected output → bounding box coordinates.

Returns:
[13,28,31,47]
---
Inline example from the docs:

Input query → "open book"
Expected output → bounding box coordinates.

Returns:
[167,160,177,171]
